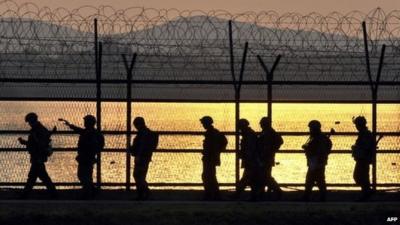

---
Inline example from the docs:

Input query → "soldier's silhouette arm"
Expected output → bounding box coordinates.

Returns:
[129,135,140,157]
[60,119,84,134]
[18,137,28,145]
[18,129,47,148]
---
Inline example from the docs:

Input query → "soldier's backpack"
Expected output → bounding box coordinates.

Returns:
[272,132,284,153]
[258,130,283,154]
[217,132,228,153]
[45,126,58,157]
[34,125,55,158]
[93,131,105,155]
[130,130,159,156]
[149,131,159,152]
[322,135,333,156]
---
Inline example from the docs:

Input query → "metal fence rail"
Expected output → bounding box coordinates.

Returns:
[0,2,399,190]
[0,101,399,189]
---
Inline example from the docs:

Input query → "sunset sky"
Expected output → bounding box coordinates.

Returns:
[5,0,400,14]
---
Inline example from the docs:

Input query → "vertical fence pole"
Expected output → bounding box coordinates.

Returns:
[124,54,132,191]
[228,20,240,188]
[372,44,386,191]
[229,20,249,190]
[268,56,281,123]
[257,55,281,123]
[362,22,374,90]
[362,22,386,191]
[267,74,272,122]
[362,21,375,191]
[96,42,103,188]
[93,18,102,188]
[122,53,137,191]
[234,92,240,189]
[94,18,98,76]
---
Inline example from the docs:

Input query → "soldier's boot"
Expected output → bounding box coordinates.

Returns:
[263,188,272,200]
[46,184,58,200]
[136,189,144,201]
[214,190,222,201]
[19,191,30,200]
[19,184,34,200]
[274,189,283,201]
[319,191,326,202]
[47,190,59,200]
[318,184,327,202]
[142,188,151,200]
[249,188,258,202]
[301,190,311,202]
[357,187,373,202]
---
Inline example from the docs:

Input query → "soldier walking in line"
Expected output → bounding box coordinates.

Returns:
[257,117,283,200]
[302,120,332,202]
[235,119,262,201]
[60,115,104,200]
[200,116,227,201]
[18,113,57,199]
[351,116,375,201]
[129,117,158,200]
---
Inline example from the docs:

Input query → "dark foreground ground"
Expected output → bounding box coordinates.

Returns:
[0,189,399,225]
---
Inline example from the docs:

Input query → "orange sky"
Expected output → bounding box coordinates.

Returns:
[4,0,400,14]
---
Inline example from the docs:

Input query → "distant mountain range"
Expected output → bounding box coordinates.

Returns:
[0,15,371,52]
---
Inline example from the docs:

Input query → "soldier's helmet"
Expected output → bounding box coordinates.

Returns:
[353,116,367,127]
[83,115,96,126]
[25,112,38,123]
[238,118,250,128]
[200,116,213,125]
[133,117,145,126]
[308,120,321,129]
[259,117,271,127]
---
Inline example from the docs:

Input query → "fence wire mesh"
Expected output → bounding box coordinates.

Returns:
[0,1,398,189]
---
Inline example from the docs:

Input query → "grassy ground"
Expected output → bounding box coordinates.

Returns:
[0,189,399,225]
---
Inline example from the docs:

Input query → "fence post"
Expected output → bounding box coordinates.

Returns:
[122,53,138,191]
[229,20,249,190]
[257,55,281,123]
[362,21,386,191]
[96,42,103,188]
[228,20,239,188]
[93,18,103,188]
[372,44,386,190]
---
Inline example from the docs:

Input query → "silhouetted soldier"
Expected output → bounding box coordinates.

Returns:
[61,115,104,199]
[129,117,158,200]
[235,119,262,201]
[351,116,375,201]
[18,113,57,199]
[200,116,227,201]
[257,117,283,200]
[302,120,332,201]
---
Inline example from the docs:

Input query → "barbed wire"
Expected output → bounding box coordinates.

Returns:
[0,0,399,82]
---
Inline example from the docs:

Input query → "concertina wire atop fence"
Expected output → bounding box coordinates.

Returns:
[0,0,398,101]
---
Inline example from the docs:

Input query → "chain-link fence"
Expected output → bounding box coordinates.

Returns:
[0,1,399,189]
